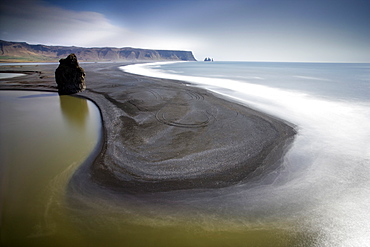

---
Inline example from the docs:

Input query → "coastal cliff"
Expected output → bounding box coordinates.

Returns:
[0,40,197,62]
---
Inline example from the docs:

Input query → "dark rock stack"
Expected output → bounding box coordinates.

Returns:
[55,53,86,94]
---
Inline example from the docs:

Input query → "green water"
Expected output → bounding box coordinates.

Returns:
[0,91,306,247]
[0,90,101,246]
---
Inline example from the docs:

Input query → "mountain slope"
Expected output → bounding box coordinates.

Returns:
[0,40,197,62]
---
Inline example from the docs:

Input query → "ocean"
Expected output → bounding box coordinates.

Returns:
[122,61,370,246]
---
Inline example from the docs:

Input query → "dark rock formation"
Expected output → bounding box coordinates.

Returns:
[55,54,86,95]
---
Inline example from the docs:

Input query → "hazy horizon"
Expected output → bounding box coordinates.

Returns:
[1,0,369,62]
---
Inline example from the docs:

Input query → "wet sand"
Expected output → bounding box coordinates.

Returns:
[0,62,296,193]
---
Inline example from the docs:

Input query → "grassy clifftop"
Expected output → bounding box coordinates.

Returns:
[0,40,197,63]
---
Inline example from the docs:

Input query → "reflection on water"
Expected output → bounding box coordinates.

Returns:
[0,90,101,247]
[19,93,57,98]
[60,95,89,129]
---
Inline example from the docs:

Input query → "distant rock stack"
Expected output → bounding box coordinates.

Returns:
[55,53,86,95]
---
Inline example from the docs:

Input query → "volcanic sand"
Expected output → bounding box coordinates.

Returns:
[0,62,295,193]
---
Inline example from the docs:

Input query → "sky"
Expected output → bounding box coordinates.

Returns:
[0,0,369,62]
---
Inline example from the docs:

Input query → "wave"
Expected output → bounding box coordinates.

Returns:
[121,62,370,246]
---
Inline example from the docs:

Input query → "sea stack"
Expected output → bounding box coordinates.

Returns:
[55,53,86,95]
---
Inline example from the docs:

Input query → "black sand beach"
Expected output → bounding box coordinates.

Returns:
[0,63,295,193]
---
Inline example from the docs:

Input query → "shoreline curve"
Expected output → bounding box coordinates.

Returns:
[0,62,296,194]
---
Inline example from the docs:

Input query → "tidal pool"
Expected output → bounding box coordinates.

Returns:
[0,90,304,247]
[0,90,101,246]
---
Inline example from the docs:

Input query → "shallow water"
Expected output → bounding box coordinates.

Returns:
[2,60,369,246]
[0,90,101,246]
[122,61,370,247]
[0,91,301,247]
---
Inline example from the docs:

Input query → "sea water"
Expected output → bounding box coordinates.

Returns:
[122,61,370,246]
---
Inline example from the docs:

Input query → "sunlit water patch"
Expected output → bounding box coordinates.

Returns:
[0,73,25,79]
[122,61,370,247]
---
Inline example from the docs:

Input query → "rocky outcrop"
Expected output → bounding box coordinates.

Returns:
[0,40,197,62]
[55,54,86,95]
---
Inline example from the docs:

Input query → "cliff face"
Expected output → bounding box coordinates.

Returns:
[0,40,197,62]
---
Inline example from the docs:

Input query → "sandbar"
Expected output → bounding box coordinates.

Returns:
[0,63,295,193]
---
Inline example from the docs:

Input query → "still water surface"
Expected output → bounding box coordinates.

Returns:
[0,90,101,246]
[0,89,304,246]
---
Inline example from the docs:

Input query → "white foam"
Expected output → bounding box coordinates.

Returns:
[293,75,332,81]
[120,62,370,246]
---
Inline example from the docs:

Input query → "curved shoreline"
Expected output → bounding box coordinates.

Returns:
[0,63,296,193]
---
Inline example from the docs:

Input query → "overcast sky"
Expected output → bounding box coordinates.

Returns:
[1,0,369,62]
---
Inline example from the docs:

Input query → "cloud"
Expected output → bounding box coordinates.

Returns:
[0,0,200,50]
[1,0,369,62]
[0,0,129,47]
